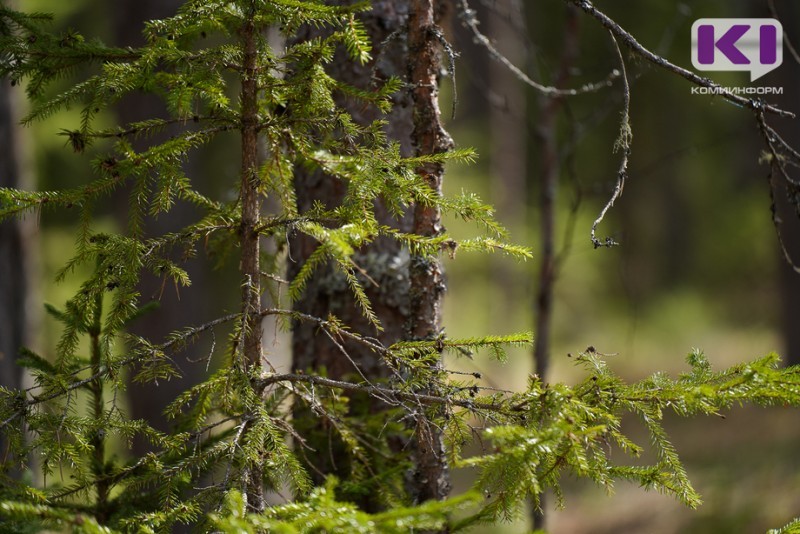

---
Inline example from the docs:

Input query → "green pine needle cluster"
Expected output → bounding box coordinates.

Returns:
[1,1,800,533]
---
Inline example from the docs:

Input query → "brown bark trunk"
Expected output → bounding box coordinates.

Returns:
[288,1,415,513]
[0,81,25,397]
[238,12,265,512]
[489,0,528,335]
[529,5,578,528]
[407,0,454,505]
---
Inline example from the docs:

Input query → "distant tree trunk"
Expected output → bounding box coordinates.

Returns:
[112,0,221,451]
[489,0,528,323]
[530,4,578,530]
[0,80,24,400]
[289,1,415,512]
[0,77,36,466]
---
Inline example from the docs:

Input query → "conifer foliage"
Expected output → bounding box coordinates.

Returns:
[2,1,800,532]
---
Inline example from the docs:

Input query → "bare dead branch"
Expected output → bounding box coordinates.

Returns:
[258,372,515,415]
[591,32,631,248]
[568,0,794,118]
[457,0,620,96]
[756,110,800,273]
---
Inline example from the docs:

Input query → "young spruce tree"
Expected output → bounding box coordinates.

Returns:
[3,1,800,533]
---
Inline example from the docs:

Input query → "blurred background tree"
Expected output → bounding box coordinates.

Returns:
[0,3,37,469]
[109,0,241,457]
[445,0,800,531]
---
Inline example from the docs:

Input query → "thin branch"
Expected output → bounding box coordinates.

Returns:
[457,0,620,97]
[258,372,514,414]
[756,110,800,273]
[430,26,459,120]
[50,414,241,500]
[591,32,630,248]
[568,0,794,118]
[2,308,393,430]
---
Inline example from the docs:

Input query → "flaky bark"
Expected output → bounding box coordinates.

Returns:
[290,0,455,510]
[407,0,454,505]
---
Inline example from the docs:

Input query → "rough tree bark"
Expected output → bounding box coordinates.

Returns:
[289,0,415,512]
[407,0,454,504]
[289,0,454,510]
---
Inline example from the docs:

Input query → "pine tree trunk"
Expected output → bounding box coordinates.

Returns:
[407,0,453,505]
[290,0,455,510]
[238,11,265,512]
[288,1,415,512]
[0,78,24,402]
[529,7,578,527]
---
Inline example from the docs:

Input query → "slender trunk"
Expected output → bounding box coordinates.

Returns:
[407,0,454,505]
[239,14,264,512]
[88,287,108,520]
[0,83,25,404]
[533,6,578,385]
[488,0,528,333]
[531,5,578,529]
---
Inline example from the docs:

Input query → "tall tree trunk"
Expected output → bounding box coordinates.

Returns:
[238,11,265,511]
[0,76,24,400]
[290,0,454,511]
[530,4,578,529]
[0,71,37,469]
[407,0,453,505]
[289,1,415,512]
